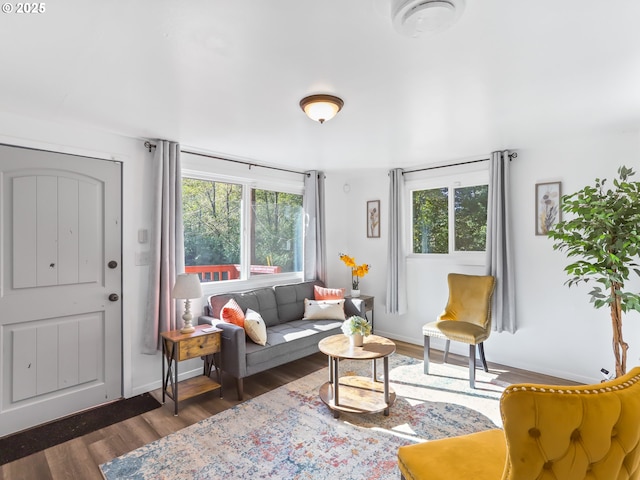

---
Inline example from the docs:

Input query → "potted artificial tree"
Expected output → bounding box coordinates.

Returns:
[548,166,640,377]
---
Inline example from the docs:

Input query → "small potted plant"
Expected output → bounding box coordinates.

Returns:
[341,315,372,347]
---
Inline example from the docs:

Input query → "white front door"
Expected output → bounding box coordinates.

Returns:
[0,145,122,437]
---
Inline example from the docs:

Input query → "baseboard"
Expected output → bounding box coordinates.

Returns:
[131,366,204,398]
[376,329,597,385]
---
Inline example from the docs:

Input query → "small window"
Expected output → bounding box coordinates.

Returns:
[251,188,303,276]
[411,183,488,255]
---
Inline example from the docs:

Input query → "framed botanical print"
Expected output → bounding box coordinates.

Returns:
[535,182,561,235]
[367,200,380,238]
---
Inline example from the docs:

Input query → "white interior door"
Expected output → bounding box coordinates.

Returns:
[0,144,122,437]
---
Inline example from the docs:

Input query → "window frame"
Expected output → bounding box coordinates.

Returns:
[405,161,489,265]
[181,155,305,294]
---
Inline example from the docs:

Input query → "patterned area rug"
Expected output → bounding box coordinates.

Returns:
[100,355,505,479]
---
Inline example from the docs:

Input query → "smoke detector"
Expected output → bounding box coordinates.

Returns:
[392,0,465,37]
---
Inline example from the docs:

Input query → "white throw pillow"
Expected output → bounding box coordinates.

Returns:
[303,299,346,320]
[244,308,267,346]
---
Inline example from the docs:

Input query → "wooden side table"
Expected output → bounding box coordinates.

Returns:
[161,324,222,415]
[345,294,374,332]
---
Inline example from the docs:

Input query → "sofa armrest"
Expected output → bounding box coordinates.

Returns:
[198,315,247,378]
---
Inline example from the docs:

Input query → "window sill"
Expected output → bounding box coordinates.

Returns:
[406,253,486,267]
[200,272,304,296]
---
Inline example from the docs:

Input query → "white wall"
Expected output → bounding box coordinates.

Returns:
[3,111,640,400]
[0,112,174,399]
[324,130,640,384]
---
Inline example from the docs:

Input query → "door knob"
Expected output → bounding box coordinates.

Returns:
[108,260,118,269]
[109,293,119,302]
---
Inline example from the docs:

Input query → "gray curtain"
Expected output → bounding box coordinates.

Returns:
[386,168,407,314]
[486,150,516,333]
[303,170,326,282]
[143,140,184,353]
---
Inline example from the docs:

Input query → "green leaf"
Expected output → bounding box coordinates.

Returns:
[550,166,640,320]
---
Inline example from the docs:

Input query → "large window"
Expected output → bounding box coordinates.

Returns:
[182,176,303,283]
[411,182,488,255]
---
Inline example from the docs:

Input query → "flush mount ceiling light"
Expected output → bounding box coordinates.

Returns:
[392,0,465,37]
[299,94,344,124]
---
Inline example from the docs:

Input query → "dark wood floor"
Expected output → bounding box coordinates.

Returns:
[0,341,575,480]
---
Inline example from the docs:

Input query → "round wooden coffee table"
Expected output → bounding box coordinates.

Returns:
[318,334,396,418]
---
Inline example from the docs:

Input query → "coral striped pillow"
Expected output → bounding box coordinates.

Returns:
[220,298,245,328]
[314,285,346,300]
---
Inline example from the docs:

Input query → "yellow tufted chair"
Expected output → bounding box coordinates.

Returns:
[397,367,640,480]
[423,273,495,388]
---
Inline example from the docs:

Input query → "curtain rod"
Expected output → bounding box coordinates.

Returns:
[144,141,308,176]
[402,152,517,175]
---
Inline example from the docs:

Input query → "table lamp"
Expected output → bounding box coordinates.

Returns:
[172,273,203,334]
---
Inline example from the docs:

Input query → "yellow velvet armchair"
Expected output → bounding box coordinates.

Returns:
[423,273,496,388]
[398,367,640,480]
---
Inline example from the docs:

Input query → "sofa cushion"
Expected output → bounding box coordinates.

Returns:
[303,299,345,320]
[247,288,280,326]
[274,280,323,323]
[209,294,235,319]
[244,308,267,345]
[245,319,343,367]
[314,285,345,300]
[221,298,245,328]
[209,287,280,327]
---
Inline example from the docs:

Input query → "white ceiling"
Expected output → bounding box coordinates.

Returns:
[1,0,639,171]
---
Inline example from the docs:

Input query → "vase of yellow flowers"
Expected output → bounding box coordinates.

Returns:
[339,253,370,297]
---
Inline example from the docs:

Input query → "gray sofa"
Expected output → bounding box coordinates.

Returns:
[198,280,364,399]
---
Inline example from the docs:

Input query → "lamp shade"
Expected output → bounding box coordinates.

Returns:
[300,94,344,124]
[171,273,202,299]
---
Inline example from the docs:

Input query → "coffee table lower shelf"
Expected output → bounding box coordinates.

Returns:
[319,375,396,418]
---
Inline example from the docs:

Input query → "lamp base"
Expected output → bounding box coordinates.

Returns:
[180,306,195,334]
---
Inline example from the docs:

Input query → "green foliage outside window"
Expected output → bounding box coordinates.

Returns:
[182,178,303,277]
[454,185,488,251]
[413,188,449,253]
[252,189,303,273]
[183,178,242,267]
[412,184,488,254]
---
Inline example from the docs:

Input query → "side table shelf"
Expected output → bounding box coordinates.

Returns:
[161,325,222,415]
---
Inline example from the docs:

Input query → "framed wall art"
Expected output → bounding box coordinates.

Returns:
[535,182,561,235]
[367,200,380,238]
